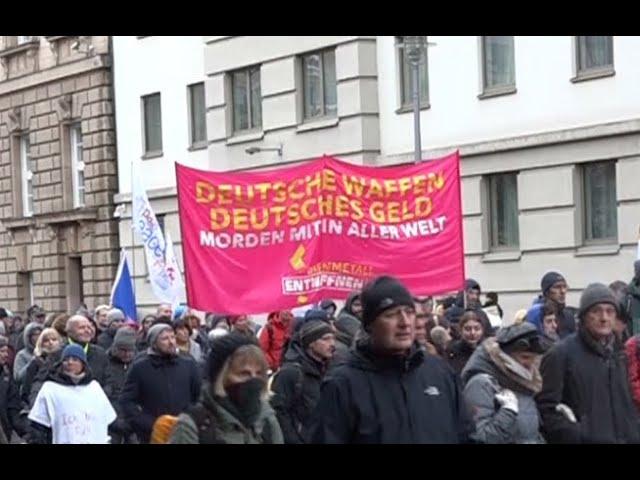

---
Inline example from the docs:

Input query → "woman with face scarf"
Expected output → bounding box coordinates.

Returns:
[169,332,283,444]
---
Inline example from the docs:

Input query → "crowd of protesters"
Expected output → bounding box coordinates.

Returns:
[1,260,640,444]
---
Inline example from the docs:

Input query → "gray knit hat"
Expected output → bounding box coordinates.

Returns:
[578,283,619,320]
[300,320,334,349]
[113,327,137,351]
[107,308,125,325]
[146,323,174,348]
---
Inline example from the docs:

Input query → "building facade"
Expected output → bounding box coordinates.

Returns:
[377,35,640,317]
[0,36,119,316]
[112,36,208,311]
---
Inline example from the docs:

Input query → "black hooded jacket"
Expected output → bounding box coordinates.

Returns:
[0,368,25,441]
[446,340,479,375]
[307,339,473,444]
[270,339,327,444]
[536,327,640,443]
[445,282,493,336]
[332,293,362,369]
[119,351,201,443]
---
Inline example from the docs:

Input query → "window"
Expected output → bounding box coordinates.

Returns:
[17,36,34,45]
[156,214,165,236]
[232,67,262,132]
[20,134,33,217]
[142,93,163,155]
[18,272,34,315]
[583,161,617,243]
[302,49,337,120]
[576,36,614,76]
[188,83,207,146]
[488,173,519,250]
[397,37,429,108]
[481,36,515,93]
[70,123,85,208]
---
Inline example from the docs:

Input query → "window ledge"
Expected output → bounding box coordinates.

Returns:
[45,36,70,43]
[142,151,163,160]
[478,86,517,100]
[575,244,620,257]
[395,103,431,114]
[1,217,35,230]
[0,40,40,58]
[481,250,522,263]
[571,68,615,83]
[188,142,208,152]
[296,117,339,133]
[226,130,265,145]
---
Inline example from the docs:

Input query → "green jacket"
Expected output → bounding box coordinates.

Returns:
[169,385,283,444]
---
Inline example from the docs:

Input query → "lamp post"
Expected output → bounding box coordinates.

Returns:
[403,36,427,162]
[245,143,283,161]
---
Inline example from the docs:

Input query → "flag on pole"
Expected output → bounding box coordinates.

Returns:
[164,230,185,312]
[110,250,137,322]
[131,163,175,304]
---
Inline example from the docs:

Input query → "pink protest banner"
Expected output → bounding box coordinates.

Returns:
[175,152,465,314]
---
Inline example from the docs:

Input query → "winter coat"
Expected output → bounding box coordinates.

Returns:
[446,339,478,375]
[97,326,118,351]
[13,322,42,383]
[332,297,362,369]
[624,335,640,413]
[28,340,110,407]
[536,327,640,444]
[119,351,201,443]
[0,368,26,441]
[169,383,283,444]
[461,339,544,444]
[270,339,327,444]
[258,312,291,372]
[532,296,577,339]
[307,339,473,444]
[628,278,640,335]
[103,351,134,437]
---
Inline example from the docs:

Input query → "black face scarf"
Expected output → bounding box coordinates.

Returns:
[225,378,266,427]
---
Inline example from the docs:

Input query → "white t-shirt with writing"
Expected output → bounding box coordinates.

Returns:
[29,379,117,444]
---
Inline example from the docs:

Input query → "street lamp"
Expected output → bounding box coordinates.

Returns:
[245,143,283,161]
[403,36,427,162]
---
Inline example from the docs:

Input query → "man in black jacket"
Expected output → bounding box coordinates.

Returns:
[119,323,201,443]
[536,283,640,444]
[28,314,110,406]
[308,275,473,444]
[104,327,137,444]
[445,279,493,336]
[271,320,335,443]
[537,271,577,338]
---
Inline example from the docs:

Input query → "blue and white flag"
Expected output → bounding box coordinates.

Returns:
[131,164,182,307]
[110,249,137,322]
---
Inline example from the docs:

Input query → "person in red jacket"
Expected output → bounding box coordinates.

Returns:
[259,311,293,372]
[625,335,640,412]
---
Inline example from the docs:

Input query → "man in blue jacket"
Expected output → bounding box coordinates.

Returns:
[119,323,201,443]
[308,275,473,444]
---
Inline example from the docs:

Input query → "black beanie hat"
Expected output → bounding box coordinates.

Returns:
[541,271,566,295]
[361,276,414,328]
[578,283,619,321]
[300,320,334,349]
[207,332,259,382]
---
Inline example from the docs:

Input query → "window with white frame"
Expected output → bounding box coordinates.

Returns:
[20,134,33,217]
[232,66,262,132]
[301,49,337,120]
[576,36,614,77]
[583,161,617,243]
[488,172,519,250]
[188,82,207,146]
[70,123,85,208]
[481,36,515,93]
[142,93,163,155]
[396,37,429,108]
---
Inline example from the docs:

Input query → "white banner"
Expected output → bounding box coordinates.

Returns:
[164,230,185,310]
